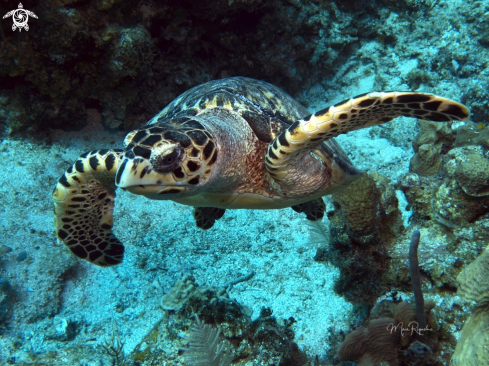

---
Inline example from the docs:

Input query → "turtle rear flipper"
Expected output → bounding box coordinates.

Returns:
[193,207,226,230]
[291,198,325,221]
[52,149,124,267]
[266,91,470,184]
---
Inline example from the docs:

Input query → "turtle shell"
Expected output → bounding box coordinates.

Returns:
[141,76,355,171]
[146,77,309,143]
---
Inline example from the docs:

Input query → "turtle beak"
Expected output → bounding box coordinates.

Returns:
[115,157,178,193]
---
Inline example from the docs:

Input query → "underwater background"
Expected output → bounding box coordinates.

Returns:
[1,0,489,365]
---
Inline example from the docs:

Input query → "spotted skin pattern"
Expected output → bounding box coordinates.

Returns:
[266,92,470,183]
[52,149,124,267]
[118,116,218,192]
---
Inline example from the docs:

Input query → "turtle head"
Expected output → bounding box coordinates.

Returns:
[115,121,218,198]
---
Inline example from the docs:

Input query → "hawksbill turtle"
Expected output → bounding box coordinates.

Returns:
[52,77,469,266]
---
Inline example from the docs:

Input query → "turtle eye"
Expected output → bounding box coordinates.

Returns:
[163,153,176,165]
[151,147,182,173]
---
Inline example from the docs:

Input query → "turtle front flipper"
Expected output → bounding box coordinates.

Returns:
[266,92,470,185]
[291,198,325,221]
[193,207,226,230]
[52,149,124,267]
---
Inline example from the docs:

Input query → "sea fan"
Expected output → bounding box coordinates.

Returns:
[185,317,233,366]
[307,220,330,248]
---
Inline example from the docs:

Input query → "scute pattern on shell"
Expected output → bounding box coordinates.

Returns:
[146,77,309,142]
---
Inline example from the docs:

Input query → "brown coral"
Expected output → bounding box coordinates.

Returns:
[393,300,436,327]
[409,120,453,176]
[430,173,489,227]
[453,244,489,365]
[452,247,489,366]
[333,173,380,243]
[409,144,441,176]
[337,317,401,366]
[451,308,489,366]
[338,299,438,366]
[393,300,436,346]
[454,123,489,149]
[412,120,451,151]
[332,172,401,245]
[453,153,489,197]
[457,245,489,309]
[318,172,403,303]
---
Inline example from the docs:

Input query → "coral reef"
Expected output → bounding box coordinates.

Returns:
[412,121,453,151]
[161,275,251,339]
[454,123,489,149]
[457,245,489,309]
[393,300,436,347]
[108,26,155,80]
[248,308,308,365]
[335,229,442,364]
[2,0,485,137]
[161,275,200,311]
[316,172,403,304]
[399,341,436,366]
[332,171,402,246]
[452,152,489,197]
[409,120,451,177]
[337,299,437,366]
[331,173,381,245]
[451,308,489,366]
[2,0,489,363]
[403,121,489,229]
[453,245,489,365]
[385,168,489,363]
[154,277,309,365]
[185,316,234,366]
[432,173,489,227]
[0,0,378,134]
[337,317,401,365]
[409,144,442,177]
